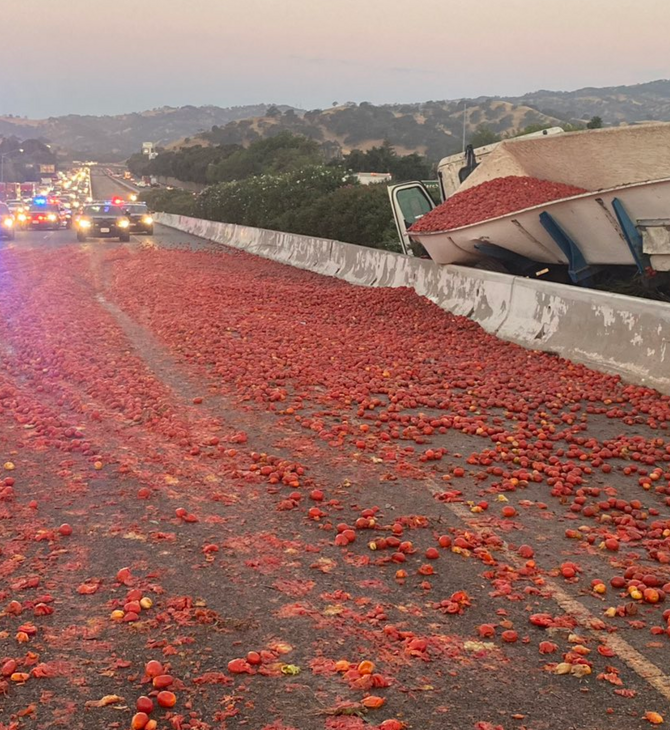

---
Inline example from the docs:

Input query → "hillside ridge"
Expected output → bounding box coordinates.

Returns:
[1,79,669,160]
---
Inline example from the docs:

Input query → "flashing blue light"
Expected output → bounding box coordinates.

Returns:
[34,196,47,205]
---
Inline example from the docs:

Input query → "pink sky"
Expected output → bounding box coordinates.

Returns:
[2,0,669,116]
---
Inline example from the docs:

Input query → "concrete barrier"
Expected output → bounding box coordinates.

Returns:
[154,212,670,395]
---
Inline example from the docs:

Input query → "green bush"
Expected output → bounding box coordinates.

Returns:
[141,189,197,217]
[148,165,400,252]
[195,165,347,229]
[280,183,400,251]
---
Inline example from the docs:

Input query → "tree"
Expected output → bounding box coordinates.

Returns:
[141,188,197,217]
[126,152,151,177]
[266,105,281,118]
[512,123,553,137]
[284,182,399,251]
[586,116,603,129]
[469,125,501,148]
[205,131,323,183]
[561,122,585,132]
[342,143,432,181]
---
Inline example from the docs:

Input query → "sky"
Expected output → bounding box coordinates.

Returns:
[2,0,669,118]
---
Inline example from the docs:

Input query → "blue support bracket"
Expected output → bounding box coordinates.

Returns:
[611,198,650,275]
[539,211,594,285]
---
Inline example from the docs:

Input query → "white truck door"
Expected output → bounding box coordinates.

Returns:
[388,182,436,256]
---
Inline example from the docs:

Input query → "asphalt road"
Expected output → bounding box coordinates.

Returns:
[0,171,669,730]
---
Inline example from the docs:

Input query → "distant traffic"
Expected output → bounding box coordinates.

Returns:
[0,168,154,243]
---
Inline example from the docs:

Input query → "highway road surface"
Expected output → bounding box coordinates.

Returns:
[1,170,669,730]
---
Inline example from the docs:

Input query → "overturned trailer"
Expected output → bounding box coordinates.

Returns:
[390,123,670,286]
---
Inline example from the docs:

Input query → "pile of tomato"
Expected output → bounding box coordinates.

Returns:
[410,176,588,233]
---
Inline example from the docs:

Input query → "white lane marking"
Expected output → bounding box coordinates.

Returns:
[425,477,670,701]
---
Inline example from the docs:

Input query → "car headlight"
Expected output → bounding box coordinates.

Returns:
[78,219,91,229]
[2,218,13,227]
[47,213,57,221]
[117,219,130,228]
[17,214,26,222]
[142,216,153,225]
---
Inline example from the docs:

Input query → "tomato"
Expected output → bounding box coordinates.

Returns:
[156,691,177,708]
[227,658,252,674]
[144,660,164,678]
[357,660,375,675]
[136,696,154,713]
[361,695,385,708]
[152,674,173,689]
[131,712,149,729]
[410,176,588,233]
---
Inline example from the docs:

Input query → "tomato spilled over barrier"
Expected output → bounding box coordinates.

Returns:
[409,176,588,233]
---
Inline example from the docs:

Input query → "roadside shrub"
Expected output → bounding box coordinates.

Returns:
[141,189,197,217]
[148,165,400,252]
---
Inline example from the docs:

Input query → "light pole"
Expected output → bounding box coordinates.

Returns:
[0,148,24,184]
[462,100,468,153]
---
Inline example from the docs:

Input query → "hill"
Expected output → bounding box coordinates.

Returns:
[2,79,670,161]
[510,79,670,125]
[0,105,300,159]
[193,100,560,161]
[179,79,670,161]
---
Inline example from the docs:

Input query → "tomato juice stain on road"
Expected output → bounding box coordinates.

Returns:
[0,239,668,729]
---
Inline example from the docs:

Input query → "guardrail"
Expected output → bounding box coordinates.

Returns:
[154,212,670,395]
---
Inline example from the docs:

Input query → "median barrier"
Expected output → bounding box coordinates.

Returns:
[413,261,516,334]
[154,212,670,394]
[499,278,670,389]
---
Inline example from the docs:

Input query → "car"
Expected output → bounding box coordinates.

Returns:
[28,201,61,230]
[72,205,85,229]
[6,200,28,229]
[123,203,154,234]
[0,202,16,240]
[60,205,74,229]
[75,203,131,242]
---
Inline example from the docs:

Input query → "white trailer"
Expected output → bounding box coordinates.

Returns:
[389,123,670,286]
